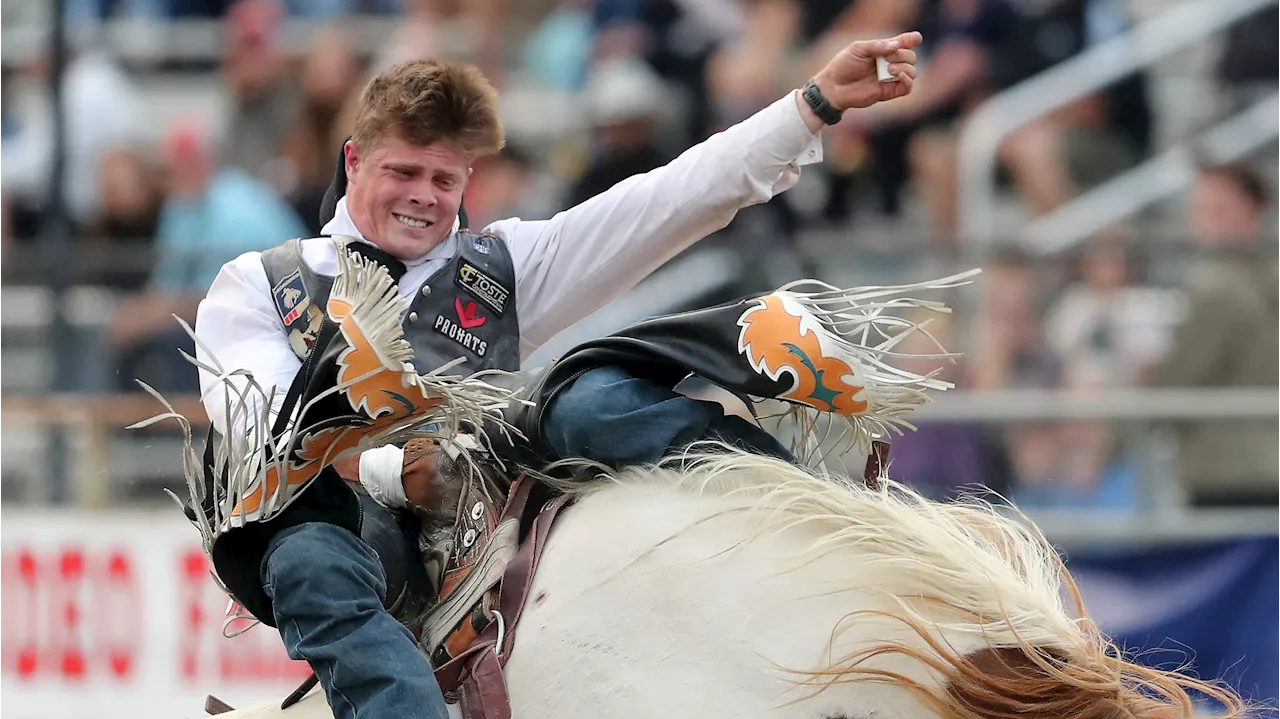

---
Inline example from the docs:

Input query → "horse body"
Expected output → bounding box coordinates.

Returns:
[212,452,1089,719]
[184,256,1249,719]
[502,478,982,719]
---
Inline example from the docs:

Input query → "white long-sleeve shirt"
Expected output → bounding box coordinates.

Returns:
[195,92,823,435]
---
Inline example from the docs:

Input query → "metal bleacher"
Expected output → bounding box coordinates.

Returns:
[1,0,1276,524]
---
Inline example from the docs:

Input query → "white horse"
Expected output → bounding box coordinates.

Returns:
[211,449,1246,719]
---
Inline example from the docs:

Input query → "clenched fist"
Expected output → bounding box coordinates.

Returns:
[813,31,923,112]
[332,438,448,513]
[400,438,445,510]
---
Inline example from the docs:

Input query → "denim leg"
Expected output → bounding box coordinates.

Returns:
[543,365,793,465]
[262,523,448,719]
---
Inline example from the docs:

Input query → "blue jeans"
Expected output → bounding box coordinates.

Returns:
[262,523,448,719]
[542,366,793,465]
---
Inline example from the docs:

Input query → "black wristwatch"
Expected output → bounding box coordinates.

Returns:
[801,78,843,125]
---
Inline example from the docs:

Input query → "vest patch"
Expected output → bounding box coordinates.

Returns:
[434,313,489,357]
[288,305,325,359]
[456,262,509,315]
[273,270,310,325]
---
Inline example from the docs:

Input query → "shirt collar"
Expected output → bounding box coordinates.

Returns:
[320,196,461,267]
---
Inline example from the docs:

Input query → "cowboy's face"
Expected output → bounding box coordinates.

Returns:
[344,134,471,261]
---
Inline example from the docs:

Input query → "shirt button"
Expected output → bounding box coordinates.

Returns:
[408,311,419,323]
[420,285,432,297]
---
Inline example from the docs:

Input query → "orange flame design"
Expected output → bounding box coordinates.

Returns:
[328,297,443,421]
[737,294,868,416]
[231,297,445,519]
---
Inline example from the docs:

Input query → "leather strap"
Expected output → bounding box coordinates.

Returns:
[863,440,890,490]
[801,78,843,125]
[433,477,571,719]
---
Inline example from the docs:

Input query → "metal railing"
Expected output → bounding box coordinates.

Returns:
[956,0,1278,258]
[914,388,1278,422]
[2,388,1275,554]
[1020,92,1279,254]
[762,386,1279,545]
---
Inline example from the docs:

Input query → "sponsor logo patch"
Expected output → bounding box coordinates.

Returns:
[455,262,509,315]
[471,234,492,254]
[434,313,489,357]
[273,271,311,325]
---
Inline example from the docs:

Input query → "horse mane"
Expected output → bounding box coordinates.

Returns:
[542,447,1253,719]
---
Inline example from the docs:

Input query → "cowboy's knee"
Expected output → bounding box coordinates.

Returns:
[262,522,387,608]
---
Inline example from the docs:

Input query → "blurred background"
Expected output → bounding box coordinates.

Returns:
[0,0,1276,716]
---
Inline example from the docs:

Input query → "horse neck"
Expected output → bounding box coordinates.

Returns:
[500,483,985,719]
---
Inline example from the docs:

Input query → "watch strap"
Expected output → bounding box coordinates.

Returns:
[801,78,843,126]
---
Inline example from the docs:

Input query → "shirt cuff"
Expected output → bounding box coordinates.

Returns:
[753,91,825,195]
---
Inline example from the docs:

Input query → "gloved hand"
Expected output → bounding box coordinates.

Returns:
[401,438,446,510]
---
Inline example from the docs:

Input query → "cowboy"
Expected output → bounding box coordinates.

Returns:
[195,36,922,719]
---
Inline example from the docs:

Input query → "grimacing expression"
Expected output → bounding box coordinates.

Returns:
[343,135,471,260]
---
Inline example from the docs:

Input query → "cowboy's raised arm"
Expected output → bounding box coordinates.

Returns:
[490,33,922,359]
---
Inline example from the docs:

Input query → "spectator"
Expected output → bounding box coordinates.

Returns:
[219,0,298,185]
[464,146,546,227]
[968,248,1076,503]
[969,247,1061,393]
[704,0,799,131]
[802,0,920,223]
[856,0,1153,245]
[1023,231,1184,511]
[1215,3,1278,111]
[280,0,356,17]
[593,0,740,144]
[851,0,1021,225]
[522,0,595,92]
[107,121,308,393]
[1044,232,1180,388]
[565,57,672,208]
[1146,162,1278,507]
[369,0,507,79]
[280,24,364,235]
[985,0,1153,195]
[1,46,145,238]
[83,146,163,291]
[1,66,17,142]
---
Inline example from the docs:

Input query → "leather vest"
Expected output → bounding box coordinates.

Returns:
[260,231,521,374]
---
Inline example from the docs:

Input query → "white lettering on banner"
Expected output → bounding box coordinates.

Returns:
[0,512,310,719]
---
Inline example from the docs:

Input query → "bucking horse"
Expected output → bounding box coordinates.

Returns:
[138,243,1251,719]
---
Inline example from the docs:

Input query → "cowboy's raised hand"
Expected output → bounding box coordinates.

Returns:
[814,31,922,112]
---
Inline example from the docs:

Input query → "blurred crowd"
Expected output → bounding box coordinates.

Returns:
[1,0,1276,509]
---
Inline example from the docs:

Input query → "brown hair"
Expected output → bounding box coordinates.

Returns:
[352,59,504,158]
